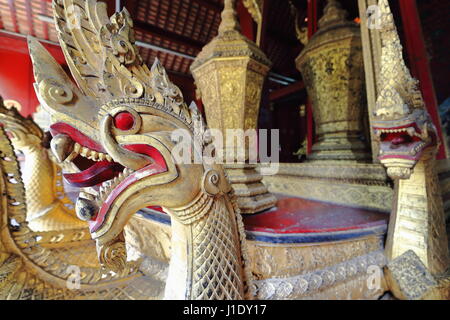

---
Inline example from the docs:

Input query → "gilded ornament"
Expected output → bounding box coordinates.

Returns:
[371,0,449,296]
[296,0,370,161]
[191,0,276,214]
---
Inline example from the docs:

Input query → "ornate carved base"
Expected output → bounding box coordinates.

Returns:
[437,159,450,219]
[224,163,277,214]
[385,158,450,275]
[261,162,393,212]
[126,201,389,300]
[308,133,370,161]
[385,250,449,300]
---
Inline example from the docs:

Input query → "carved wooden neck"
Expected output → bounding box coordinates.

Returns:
[386,157,450,275]
[165,193,246,299]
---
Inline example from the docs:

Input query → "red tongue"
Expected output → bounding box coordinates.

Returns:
[391,135,412,146]
[64,160,124,188]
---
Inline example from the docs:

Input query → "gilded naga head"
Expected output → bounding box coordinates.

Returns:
[29,0,230,271]
[372,0,438,179]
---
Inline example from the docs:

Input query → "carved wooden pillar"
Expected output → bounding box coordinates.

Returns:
[306,0,318,155]
[358,0,382,162]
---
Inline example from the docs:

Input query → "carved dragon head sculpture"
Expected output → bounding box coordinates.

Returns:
[28,1,249,299]
[372,0,438,180]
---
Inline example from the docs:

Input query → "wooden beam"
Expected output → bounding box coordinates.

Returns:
[7,0,19,33]
[307,0,318,37]
[40,0,49,40]
[267,28,298,46]
[122,0,138,16]
[259,0,270,50]
[358,0,382,162]
[24,0,35,37]
[269,81,305,101]
[134,20,205,52]
[398,0,447,159]
[192,0,223,12]
[237,0,255,41]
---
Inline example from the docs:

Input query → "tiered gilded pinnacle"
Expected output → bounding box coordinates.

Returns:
[191,0,276,214]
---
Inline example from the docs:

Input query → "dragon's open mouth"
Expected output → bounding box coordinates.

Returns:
[49,123,168,232]
[64,148,125,188]
[374,123,435,162]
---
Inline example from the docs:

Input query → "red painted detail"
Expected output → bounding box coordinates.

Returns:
[6,0,19,33]
[63,160,123,188]
[113,112,135,131]
[0,33,197,118]
[89,161,168,232]
[123,144,167,170]
[237,0,255,41]
[380,131,422,144]
[307,0,318,38]
[147,206,165,213]
[39,0,49,40]
[89,144,168,232]
[243,196,388,234]
[269,81,305,101]
[392,135,410,145]
[50,122,106,153]
[398,0,447,159]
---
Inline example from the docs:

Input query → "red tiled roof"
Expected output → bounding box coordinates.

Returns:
[0,0,309,81]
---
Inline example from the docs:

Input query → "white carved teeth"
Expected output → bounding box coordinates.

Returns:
[68,142,113,163]
[87,150,98,161]
[80,146,89,157]
[378,127,418,136]
[406,127,416,136]
[96,167,136,204]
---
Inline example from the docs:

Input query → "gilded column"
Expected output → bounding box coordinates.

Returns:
[296,0,371,161]
[358,0,382,162]
[190,0,277,214]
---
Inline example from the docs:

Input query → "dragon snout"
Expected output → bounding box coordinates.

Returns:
[50,134,74,162]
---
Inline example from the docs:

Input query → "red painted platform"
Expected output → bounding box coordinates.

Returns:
[243,196,389,234]
[141,195,390,244]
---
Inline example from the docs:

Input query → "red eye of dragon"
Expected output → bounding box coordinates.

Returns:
[113,112,135,131]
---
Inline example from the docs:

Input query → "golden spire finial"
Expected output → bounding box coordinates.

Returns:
[318,0,348,28]
[218,0,240,34]
[374,0,425,119]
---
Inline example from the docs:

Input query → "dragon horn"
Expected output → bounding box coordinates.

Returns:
[28,36,97,122]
